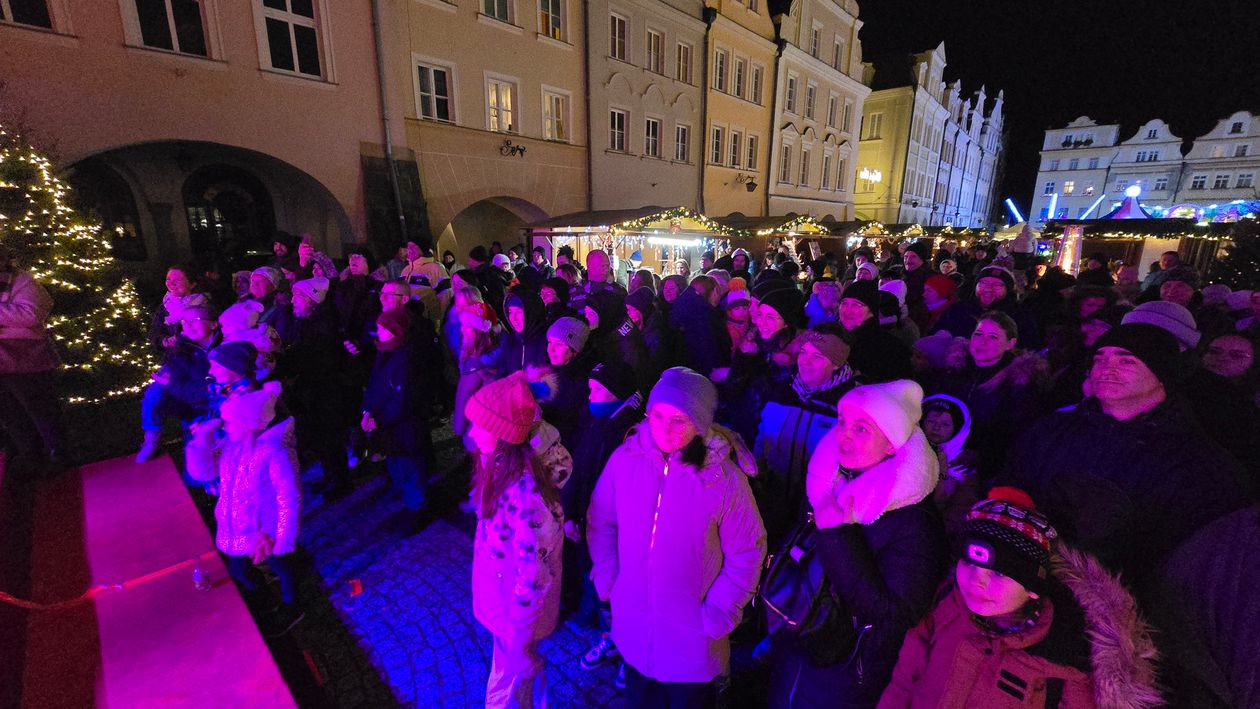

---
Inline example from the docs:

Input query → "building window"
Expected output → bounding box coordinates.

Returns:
[1236,144,1250,157]
[842,99,852,132]
[746,134,758,170]
[1048,159,1060,171]
[539,0,562,40]
[733,57,747,99]
[711,126,724,164]
[1190,174,1207,190]
[863,112,883,140]
[1146,128,1158,139]
[543,90,569,141]
[1231,121,1245,134]
[1213,173,1231,189]
[805,84,816,120]
[751,65,764,104]
[799,148,810,186]
[676,42,693,83]
[1068,158,1079,170]
[645,29,664,74]
[729,131,742,167]
[821,153,832,190]
[675,124,690,162]
[1149,150,1159,161]
[809,26,820,58]
[132,0,208,56]
[1115,179,1127,191]
[1043,181,1055,195]
[826,95,837,128]
[261,0,324,77]
[747,0,756,11]
[416,62,454,122]
[1135,150,1147,162]
[1153,176,1168,191]
[1238,173,1255,189]
[1088,157,1100,169]
[832,39,845,71]
[483,0,511,22]
[785,75,798,113]
[0,0,52,28]
[609,13,627,61]
[1063,180,1075,195]
[487,78,517,133]
[779,145,792,183]
[1083,183,1095,196]
[644,117,661,157]
[609,109,627,151]
[837,158,847,191]
[713,49,729,92]
[1212,146,1226,159]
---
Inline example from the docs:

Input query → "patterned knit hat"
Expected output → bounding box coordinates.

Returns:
[459,302,498,333]
[465,371,538,445]
[961,487,1059,593]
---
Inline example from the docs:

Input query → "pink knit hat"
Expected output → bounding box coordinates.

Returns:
[465,372,538,445]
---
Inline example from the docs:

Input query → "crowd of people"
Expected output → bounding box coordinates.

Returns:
[132,230,1260,708]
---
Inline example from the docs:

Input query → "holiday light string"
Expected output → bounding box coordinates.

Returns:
[1,126,157,405]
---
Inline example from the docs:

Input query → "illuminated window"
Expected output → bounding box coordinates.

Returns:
[1063,180,1075,195]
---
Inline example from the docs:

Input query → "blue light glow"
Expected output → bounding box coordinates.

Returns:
[1004,198,1024,223]
[1080,193,1108,219]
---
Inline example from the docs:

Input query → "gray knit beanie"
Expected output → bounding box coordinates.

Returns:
[546,316,589,353]
[647,367,718,433]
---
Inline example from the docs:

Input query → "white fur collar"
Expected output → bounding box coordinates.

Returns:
[806,428,938,528]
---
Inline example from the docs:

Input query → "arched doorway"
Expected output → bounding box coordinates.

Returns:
[437,196,547,260]
[182,164,276,268]
[65,158,147,261]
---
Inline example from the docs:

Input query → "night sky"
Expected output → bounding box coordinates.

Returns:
[854,0,1260,216]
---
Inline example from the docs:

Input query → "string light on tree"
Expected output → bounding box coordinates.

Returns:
[0,125,156,405]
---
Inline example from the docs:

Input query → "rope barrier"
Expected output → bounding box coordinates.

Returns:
[0,550,219,611]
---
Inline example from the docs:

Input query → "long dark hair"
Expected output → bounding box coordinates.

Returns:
[474,438,561,517]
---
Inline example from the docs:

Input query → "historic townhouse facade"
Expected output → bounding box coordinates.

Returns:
[766,0,868,220]
[854,43,1005,228]
[0,0,394,267]
[1030,111,1260,224]
[701,0,777,218]
[588,0,706,211]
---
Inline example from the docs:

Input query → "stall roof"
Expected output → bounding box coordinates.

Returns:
[712,214,830,234]
[1042,218,1241,240]
[526,206,668,229]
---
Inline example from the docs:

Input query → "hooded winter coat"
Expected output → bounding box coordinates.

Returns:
[588,290,654,394]
[497,290,548,376]
[770,428,947,709]
[472,421,572,641]
[362,336,430,457]
[187,416,301,557]
[921,394,979,536]
[878,546,1162,709]
[587,424,767,683]
[926,351,1048,481]
[564,394,644,524]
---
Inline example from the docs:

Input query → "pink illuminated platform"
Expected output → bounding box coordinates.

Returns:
[19,455,296,708]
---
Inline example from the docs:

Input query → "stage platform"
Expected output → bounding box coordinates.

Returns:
[16,455,296,708]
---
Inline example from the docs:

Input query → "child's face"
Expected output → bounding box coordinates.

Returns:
[921,409,956,445]
[956,560,1033,617]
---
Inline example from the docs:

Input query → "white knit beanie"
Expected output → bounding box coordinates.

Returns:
[219,300,264,338]
[221,382,282,434]
[292,276,330,305]
[1122,300,1200,350]
[838,380,924,448]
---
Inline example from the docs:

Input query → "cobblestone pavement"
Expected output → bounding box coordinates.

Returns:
[288,420,627,709]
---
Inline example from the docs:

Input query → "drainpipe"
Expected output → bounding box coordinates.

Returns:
[371,0,408,243]
[698,7,716,214]
[765,34,786,216]
[582,0,594,212]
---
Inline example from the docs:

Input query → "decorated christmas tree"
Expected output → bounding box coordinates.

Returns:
[1208,218,1260,291]
[0,124,156,405]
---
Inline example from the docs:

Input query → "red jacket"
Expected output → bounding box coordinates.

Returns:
[879,547,1161,709]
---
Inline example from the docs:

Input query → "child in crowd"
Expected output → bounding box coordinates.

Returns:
[879,488,1161,708]
[466,372,570,708]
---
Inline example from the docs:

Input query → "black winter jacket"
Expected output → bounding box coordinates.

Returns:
[843,319,913,384]
[362,340,430,457]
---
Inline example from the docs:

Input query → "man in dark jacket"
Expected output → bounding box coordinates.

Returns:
[667,279,731,378]
[838,280,914,383]
[1003,323,1248,585]
[932,265,1042,350]
[569,249,626,314]
[362,308,430,525]
[583,288,653,394]
[497,288,548,376]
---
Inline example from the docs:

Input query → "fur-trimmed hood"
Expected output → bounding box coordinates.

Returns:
[806,426,938,528]
[922,393,972,464]
[1053,545,1163,708]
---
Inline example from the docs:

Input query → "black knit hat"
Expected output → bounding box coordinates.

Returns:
[542,276,570,304]
[905,239,931,261]
[977,265,1016,293]
[1093,322,1181,385]
[589,362,638,401]
[209,341,258,378]
[759,286,804,326]
[960,487,1058,594]
[626,286,657,319]
[841,279,881,314]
